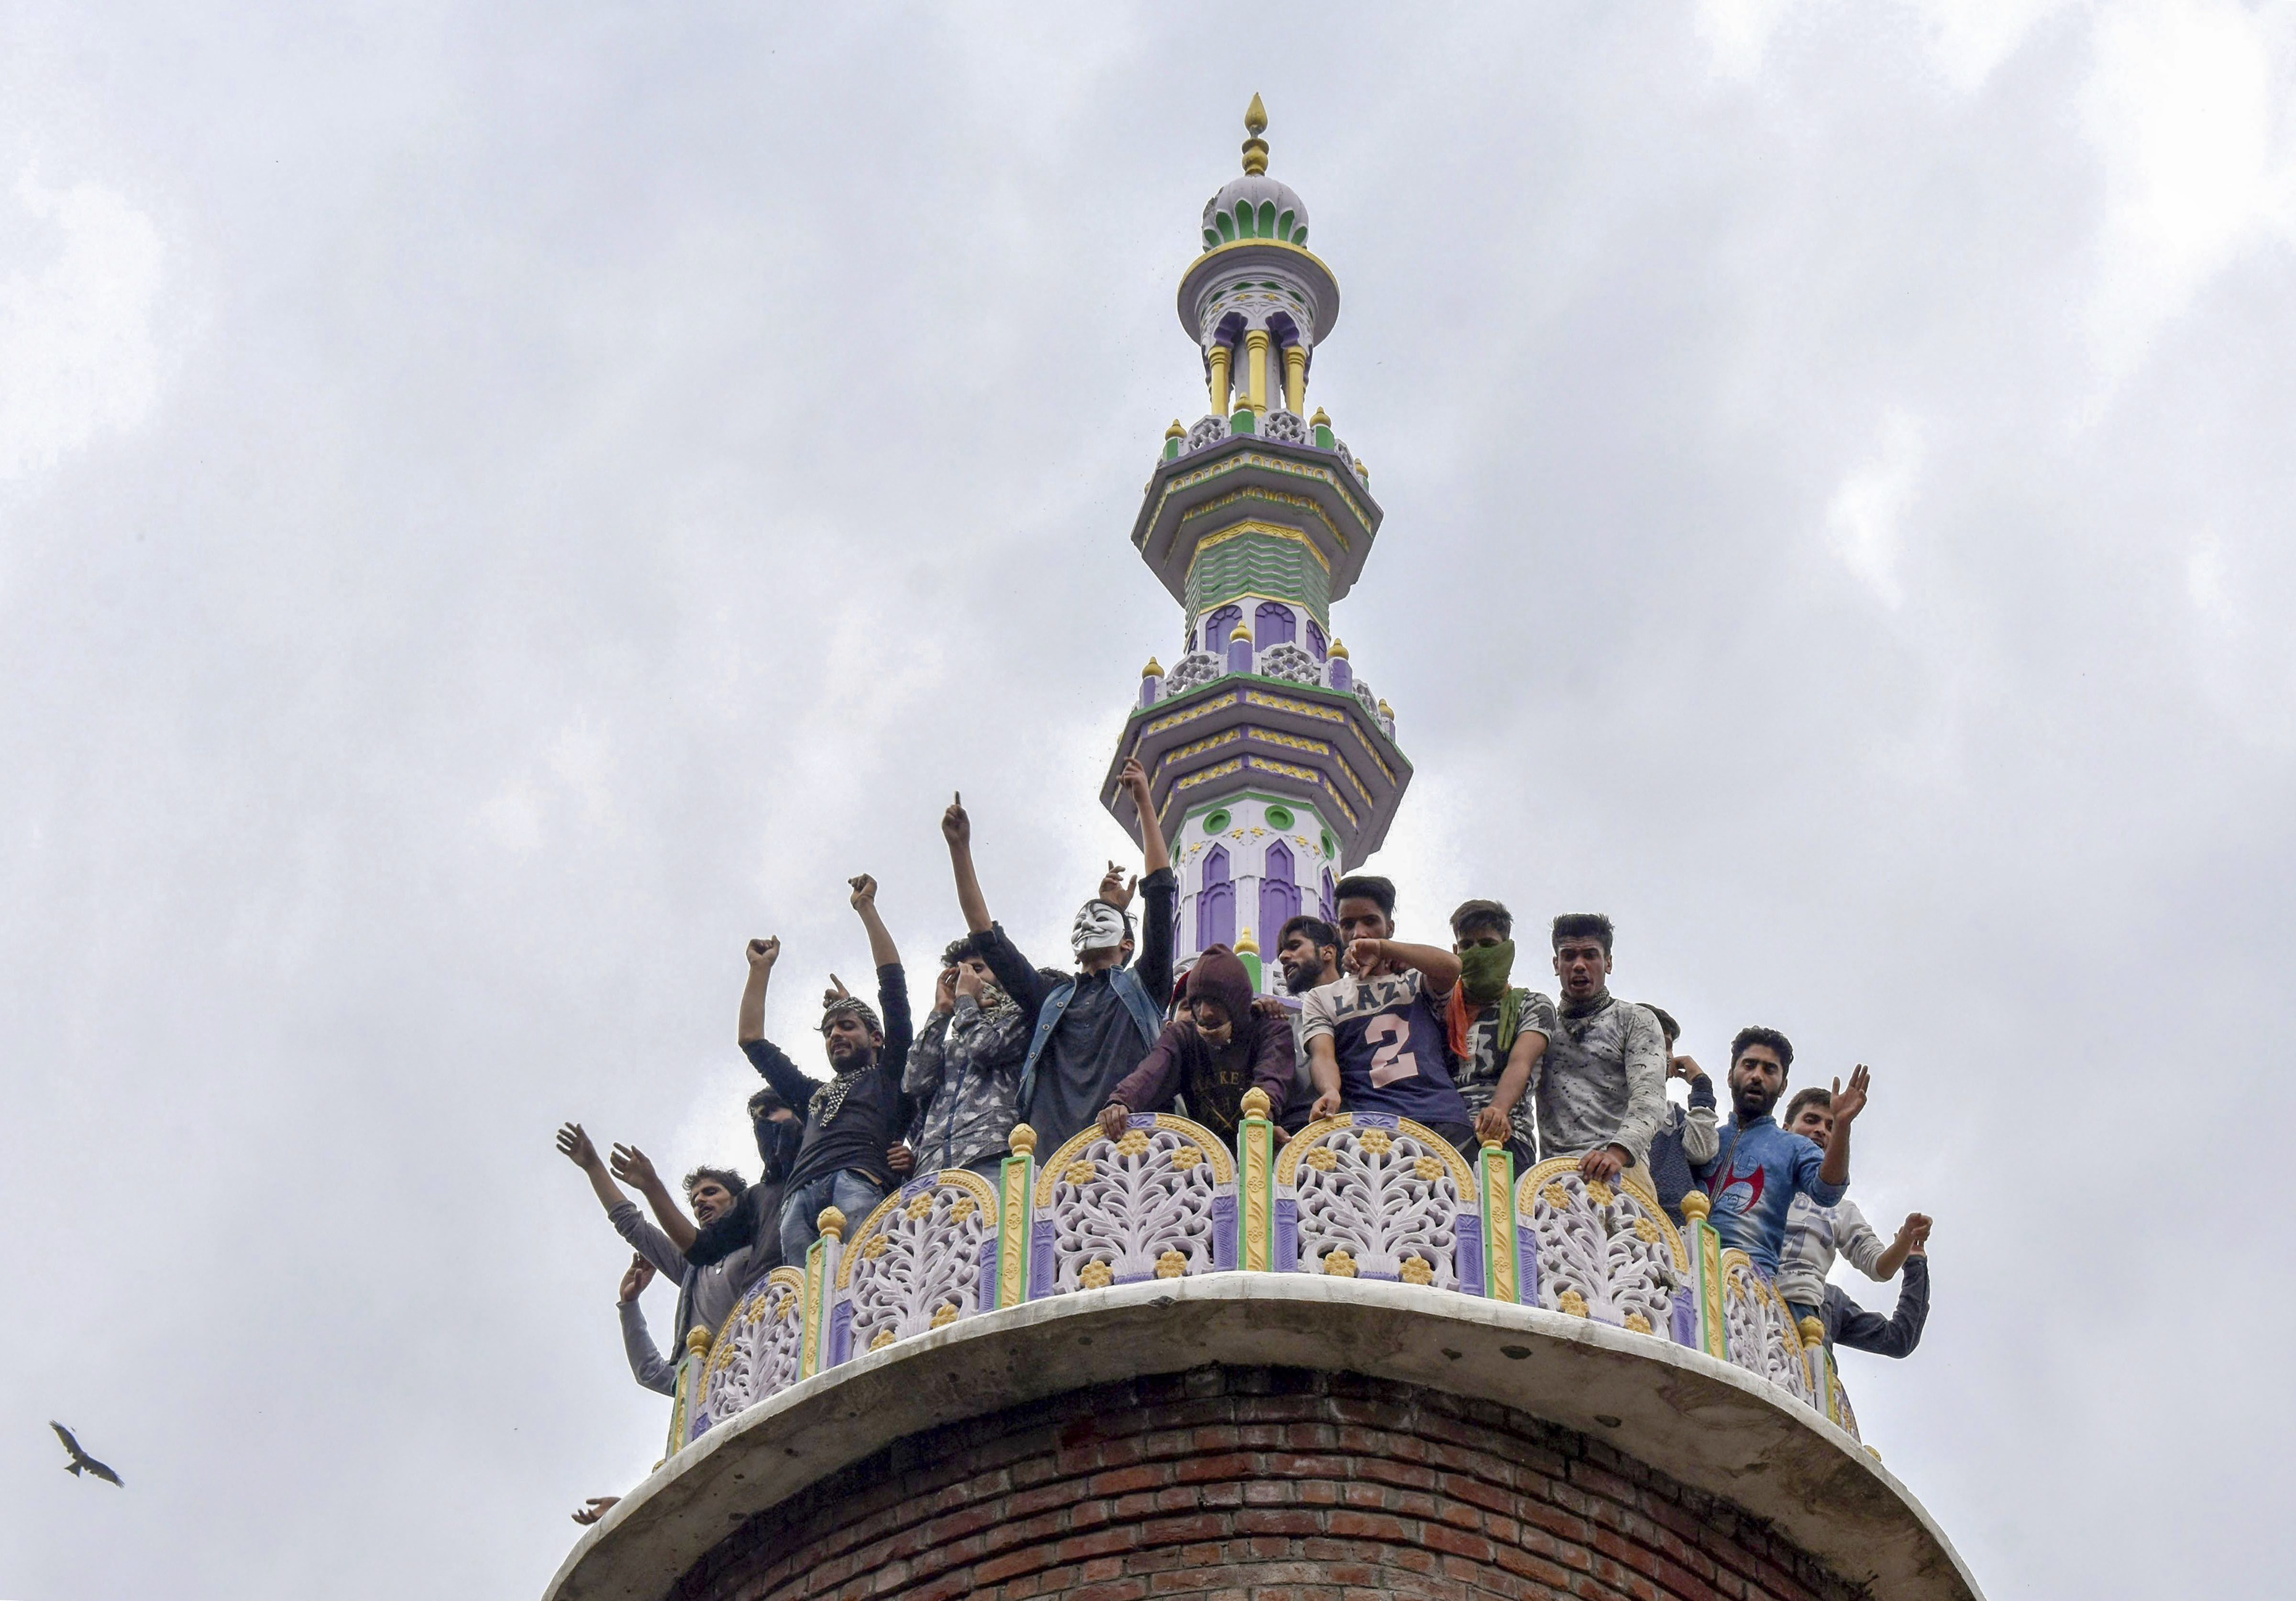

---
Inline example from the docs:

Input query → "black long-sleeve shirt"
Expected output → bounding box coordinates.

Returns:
[1823,1253,1930,1358]
[741,963,912,1192]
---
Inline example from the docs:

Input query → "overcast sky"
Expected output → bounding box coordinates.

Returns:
[3,3,2292,1597]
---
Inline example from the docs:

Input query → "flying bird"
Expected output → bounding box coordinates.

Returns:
[50,1422,123,1487]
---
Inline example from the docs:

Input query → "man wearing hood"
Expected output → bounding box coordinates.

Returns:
[905,938,1031,1178]
[738,873,916,1265]
[940,758,1175,1157]
[1444,899,1557,1172]
[1538,914,1670,1185]
[1097,943,1292,1141]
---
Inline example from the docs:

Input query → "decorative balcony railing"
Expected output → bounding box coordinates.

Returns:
[1165,409,1365,486]
[664,1092,1865,1459]
[1140,644,1394,742]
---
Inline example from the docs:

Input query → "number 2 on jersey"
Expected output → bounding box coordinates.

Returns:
[1364,1013,1419,1087]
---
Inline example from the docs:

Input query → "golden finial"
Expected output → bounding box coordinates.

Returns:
[1230,621,1252,642]
[1142,657,1163,677]
[1165,418,1185,439]
[1235,928,1260,955]
[1240,1087,1270,1120]
[817,1205,847,1242]
[1798,1316,1826,1346]
[684,1325,713,1357]
[1328,637,1348,659]
[1008,1123,1038,1157]
[1680,1190,1711,1222]
[1241,93,1269,175]
[1356,458,1370,481]
[1309,406,1330,428]
[1377,699,1393,718]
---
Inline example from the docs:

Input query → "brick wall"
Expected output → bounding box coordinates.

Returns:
[672,1366,1863,1601]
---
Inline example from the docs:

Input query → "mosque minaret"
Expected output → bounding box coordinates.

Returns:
[1104,94,1410,992]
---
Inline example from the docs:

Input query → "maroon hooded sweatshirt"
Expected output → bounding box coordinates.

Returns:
[1107,944,1292,1138]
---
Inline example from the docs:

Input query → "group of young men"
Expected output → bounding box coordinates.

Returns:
[554,766,1933,1518]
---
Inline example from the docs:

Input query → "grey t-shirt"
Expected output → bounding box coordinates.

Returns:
[1533,991,1667,1166]
[1450,987,1559,1155]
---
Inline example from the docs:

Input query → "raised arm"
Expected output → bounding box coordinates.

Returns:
[1818,1065,1869,1190]
[609,1143,698,1255]
[556,1123,632,1217]
[1671,1056,1721,1163]
[1118,757,1170,878]
[738,937,779,1045]
[943,794,993,935]
[848,874,899,969]
[615,1256,677,1396]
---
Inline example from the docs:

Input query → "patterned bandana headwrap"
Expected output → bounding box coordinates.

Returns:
[812,997,883,1126]
[1071,899,1131,958]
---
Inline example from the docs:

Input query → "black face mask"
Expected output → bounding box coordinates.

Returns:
[754,1115,804,1181]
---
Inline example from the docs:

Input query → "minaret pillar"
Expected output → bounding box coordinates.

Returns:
[1207,343,1232,416]
[1244,329,1271,412]
[1283,344,1307,414]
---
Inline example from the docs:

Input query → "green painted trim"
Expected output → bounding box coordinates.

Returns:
[1177,790,1333,833]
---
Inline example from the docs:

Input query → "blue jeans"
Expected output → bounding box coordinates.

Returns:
[779,1169,889,1267]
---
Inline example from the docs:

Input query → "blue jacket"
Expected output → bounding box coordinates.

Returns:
[1692,1113,1844,1278]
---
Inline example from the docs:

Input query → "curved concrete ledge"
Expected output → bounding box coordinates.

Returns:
[545,1276,1983,1601]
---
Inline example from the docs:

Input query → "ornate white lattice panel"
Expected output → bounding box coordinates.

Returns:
[694,1267,806,1440]
[1257,642,1323,686]
[1162,650,1225,696]
[1032,1116,1236,1294]
[835,1170,997,1360]
[1274,1114,1478,1288]
[1515,1161,1685,1335]
[1184,415,1231,454]
[1721,1250,1813,1402]
[1261,409,1309,444]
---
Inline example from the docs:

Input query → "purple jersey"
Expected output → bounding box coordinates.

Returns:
[1299,968,1471,1128]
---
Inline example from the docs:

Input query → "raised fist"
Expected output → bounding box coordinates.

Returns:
[941,792,970,849]
[848,874,877,910]
[746,937,781,972]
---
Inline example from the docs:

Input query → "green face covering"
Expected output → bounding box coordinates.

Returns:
[1459,939,1516,1002]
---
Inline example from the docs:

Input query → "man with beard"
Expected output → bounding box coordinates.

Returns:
[1539,914,1669,1185]
[739,873,917,1264]
[1299,875,1477,1158]
[1776,1086,1928,1331]
[1444,899,1556,1172]
[905,939,1031,1179]
[554,1124,775,1357]
[1098,943,1293,1142]
[1271,915,1344,1136]
[940,759,1175,1157]
[1692,1027,1870,1280]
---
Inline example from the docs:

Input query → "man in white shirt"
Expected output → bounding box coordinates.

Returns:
[1775,1087,1930,1330]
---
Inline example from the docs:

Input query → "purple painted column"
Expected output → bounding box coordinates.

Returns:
[1226,626,1253,675]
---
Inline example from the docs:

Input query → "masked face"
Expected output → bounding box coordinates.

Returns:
[1071,900,1128,957]
[1456,935,1516,1001]
[1189,997,1234,1047]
